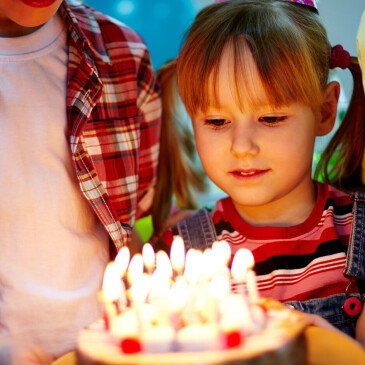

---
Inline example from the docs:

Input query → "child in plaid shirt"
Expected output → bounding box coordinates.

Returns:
[0,0,160,363]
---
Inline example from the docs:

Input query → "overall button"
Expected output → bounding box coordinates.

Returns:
[343,297,362,317]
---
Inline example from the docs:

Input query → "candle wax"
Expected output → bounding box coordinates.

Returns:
[141,325,175,353]
[177,323,220,351]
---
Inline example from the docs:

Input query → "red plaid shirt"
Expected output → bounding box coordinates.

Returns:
[60,1,161,250]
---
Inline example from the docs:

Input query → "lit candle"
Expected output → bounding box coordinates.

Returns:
[110,309,141,353]
[101,262,122,329]
[99,237,268,354]
[102,262,122,302]
[231,248,253,295]
[219,294,252,347]
[168,277,190,331]
[170,236,185,276]
[113,246,130,310]
[207,273,230,324]
[232,249,263,329]
[149,252,172,325]
[231,249,250,280]
[208,275,230,300]
[184,249,203,284]
[212,240,231,266]
[220,294,254,333]
[201,248,216,281]
[149,269,171,301]
[142,243,155,274]
[114,246,130,278]
[246,270,259,304]
[182,249,205,325]
[129,272,154,334]
[127,253,144,285]
[236,249,258,304]
[126,253,145,331]
[155,250,173,279]
[212,240,231,281]
[168,278,190,313]
[110,309,139,338]
[129,273,150,303]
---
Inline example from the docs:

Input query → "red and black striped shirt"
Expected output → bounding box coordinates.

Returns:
[161,182,354,302]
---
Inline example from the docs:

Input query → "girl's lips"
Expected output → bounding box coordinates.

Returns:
[20,0,58,8]
[230,169,270,179]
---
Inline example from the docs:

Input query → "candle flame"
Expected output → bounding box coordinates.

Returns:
[202,248,216,279]
[130,273,151,302]
[184,249,203,283]
[142,243,155,272]
[208,274,230,299]
[156,250,173,279]
[231,248,255,281]
[150,269,171,298]
[170,236,185,273]
[169,278,189,311]
[102,262,122,302]
[128,253,144,284]
[212,240,231,268]
[114,246,130,278]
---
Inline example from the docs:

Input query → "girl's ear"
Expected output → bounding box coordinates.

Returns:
[316,81,340,136]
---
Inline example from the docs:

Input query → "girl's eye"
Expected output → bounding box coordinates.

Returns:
[259,116,287,125]
[204,119,228,128]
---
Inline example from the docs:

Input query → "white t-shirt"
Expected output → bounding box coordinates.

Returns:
[0,13,110,357]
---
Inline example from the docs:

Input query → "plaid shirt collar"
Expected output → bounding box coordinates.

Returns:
[59,0,112,64]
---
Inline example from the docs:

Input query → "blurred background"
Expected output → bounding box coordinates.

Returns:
[83,0,363,70]
[83,0,365,238]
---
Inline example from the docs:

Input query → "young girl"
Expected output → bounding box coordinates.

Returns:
[156,0,365,344]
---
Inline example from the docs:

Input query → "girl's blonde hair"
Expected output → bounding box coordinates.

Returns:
[314,58,365,190]
[151,60,207,241]
[177,0,331,115]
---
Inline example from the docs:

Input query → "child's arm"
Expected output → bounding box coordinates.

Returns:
[303,313,346,335]
[305,311,365,347]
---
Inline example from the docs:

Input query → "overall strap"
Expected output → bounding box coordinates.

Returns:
[177,208,217,251]
[344,192,365,293]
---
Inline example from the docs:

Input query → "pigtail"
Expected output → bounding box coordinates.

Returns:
[150,60,207,241]
[315,57,365,191]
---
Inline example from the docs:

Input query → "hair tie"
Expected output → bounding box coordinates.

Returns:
[330,44,351,69]
[277,0,318,9]
[215,0,318,12]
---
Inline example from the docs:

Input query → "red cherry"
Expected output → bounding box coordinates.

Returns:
[224,330,243,348]
[120,338,142,353]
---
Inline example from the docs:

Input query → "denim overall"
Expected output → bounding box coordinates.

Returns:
[176,193,365,338]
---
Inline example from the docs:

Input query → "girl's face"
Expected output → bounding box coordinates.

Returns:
[0,0,63,36]
[192,46,323,226]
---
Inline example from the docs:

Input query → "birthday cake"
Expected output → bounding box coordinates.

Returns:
[76,238,308,365]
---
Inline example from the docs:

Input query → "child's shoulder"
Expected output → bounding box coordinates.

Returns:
[319,181,354,206]
[64,0,146,53]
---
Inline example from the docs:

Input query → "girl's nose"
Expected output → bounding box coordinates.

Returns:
[230,123,259,158]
